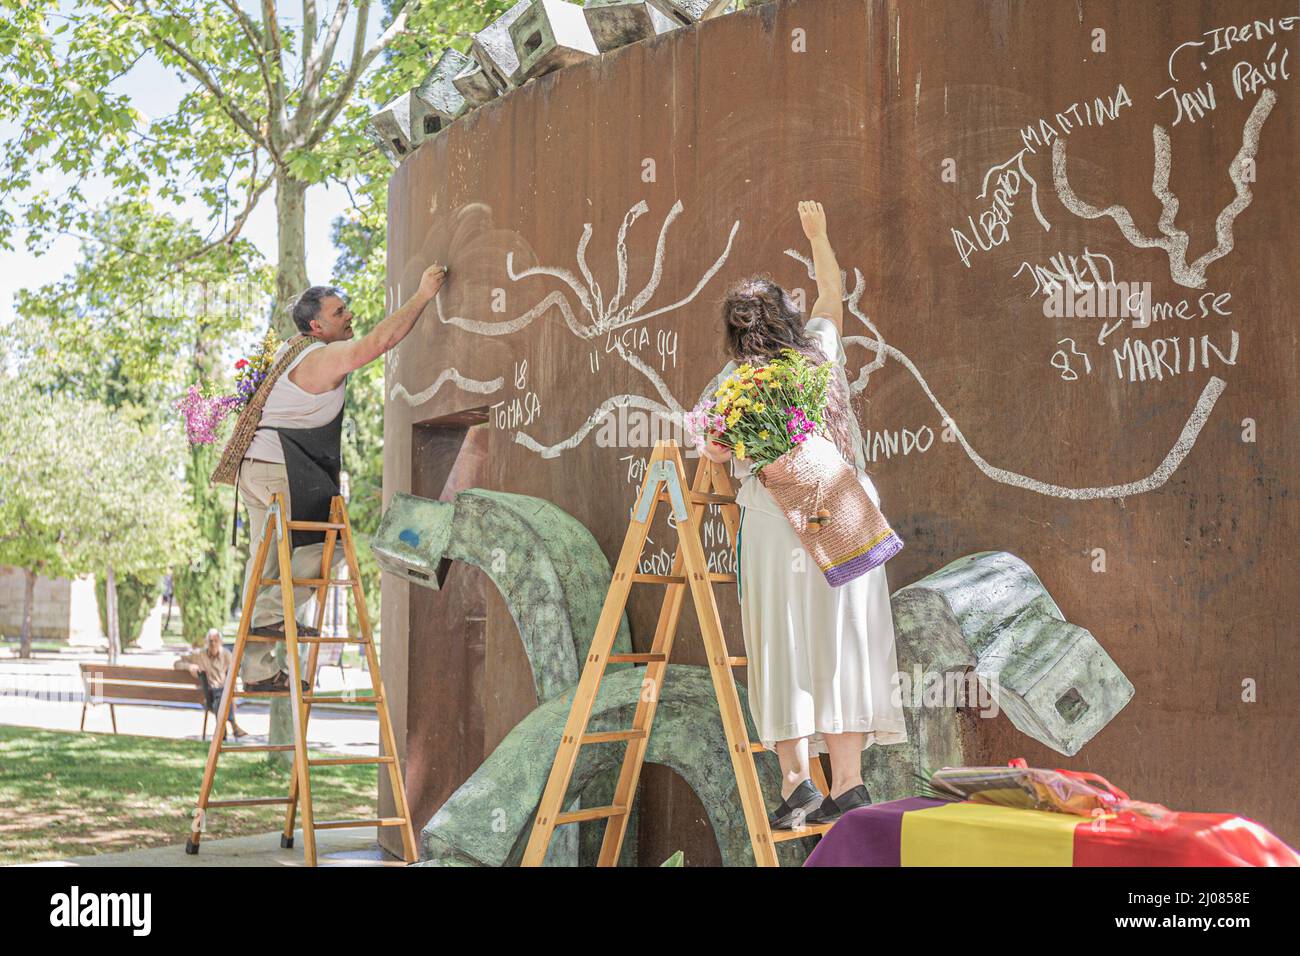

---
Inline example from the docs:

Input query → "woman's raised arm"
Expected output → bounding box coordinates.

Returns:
[799,200,844,334]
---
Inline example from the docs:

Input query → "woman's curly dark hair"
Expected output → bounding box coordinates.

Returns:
[720,272,863,469]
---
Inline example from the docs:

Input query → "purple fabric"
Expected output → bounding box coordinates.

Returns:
[823,532,904,587]
[803,797,948,866]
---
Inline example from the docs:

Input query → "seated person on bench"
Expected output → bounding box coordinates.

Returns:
[174,628,247,738]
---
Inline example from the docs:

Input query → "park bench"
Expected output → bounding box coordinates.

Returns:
[79,663,219,740]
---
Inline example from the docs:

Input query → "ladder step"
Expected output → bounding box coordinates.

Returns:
[631,572,737,585]
[301,695,382,705]
[218,744,297,753]
[632,573,685,584]
[259,578,359,587]
[608,653,667,664]
[241,634,368,645]
[308,756,395,767]
[581,729,646,744]
[771,823,834,842]
[207,797,293,808]
[287,520,347,531]
[655,490,736,505]
[555,805,627,824]
[749,742,765,753]
[312,817,409,830]
[729,656,749,667]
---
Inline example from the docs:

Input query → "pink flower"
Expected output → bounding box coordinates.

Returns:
[174,385,241,445]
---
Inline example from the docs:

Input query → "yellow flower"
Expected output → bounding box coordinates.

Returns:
[754,403,765,414]
[759,430,769,440]
[734,441,746,460]
[727,409,742,427]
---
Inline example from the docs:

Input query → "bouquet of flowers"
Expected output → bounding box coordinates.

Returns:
[175,328,281,445]
[685,348,836,470]
[233,327,279,405]
[687,347,902,587]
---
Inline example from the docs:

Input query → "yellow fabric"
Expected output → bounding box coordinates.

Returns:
[900,801,1081,866]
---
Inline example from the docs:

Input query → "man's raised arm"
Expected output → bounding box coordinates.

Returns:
[296,263,447,392]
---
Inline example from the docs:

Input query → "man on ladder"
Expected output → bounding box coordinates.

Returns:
[190,262,447,865]
[235,263,447,692]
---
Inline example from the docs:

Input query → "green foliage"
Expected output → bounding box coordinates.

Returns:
[95,572,163,649]
[175,442,238,644]
[0,0,515,333]
[2,0,520,657]
[0,381,200,596]
[10,201,269,411]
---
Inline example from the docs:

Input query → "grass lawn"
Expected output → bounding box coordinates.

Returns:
[0,725,379,865]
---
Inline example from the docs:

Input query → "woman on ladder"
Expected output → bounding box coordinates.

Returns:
[700,201,908,828]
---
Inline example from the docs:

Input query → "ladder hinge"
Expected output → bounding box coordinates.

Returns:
[634,460,688,523]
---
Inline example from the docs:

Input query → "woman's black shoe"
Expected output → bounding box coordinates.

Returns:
[769,779,825,830]
[805,784,871,825]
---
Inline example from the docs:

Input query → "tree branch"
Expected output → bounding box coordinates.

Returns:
[147,27,279,162]
[180,165,275,261]
[306,0,413,148]
[301,0,316,74]
[216,0,279,132]
[298,0,352,130]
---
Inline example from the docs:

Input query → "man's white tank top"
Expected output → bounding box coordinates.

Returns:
[244,340,347,464]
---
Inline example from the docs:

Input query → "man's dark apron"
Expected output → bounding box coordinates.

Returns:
[273,405,345,550]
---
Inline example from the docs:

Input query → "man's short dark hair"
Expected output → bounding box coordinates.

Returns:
[292,285,344,335]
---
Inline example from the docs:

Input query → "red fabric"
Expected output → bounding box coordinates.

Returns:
[1073,809,1300,866]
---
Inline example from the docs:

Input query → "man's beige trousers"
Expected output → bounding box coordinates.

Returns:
[238,459,344,683]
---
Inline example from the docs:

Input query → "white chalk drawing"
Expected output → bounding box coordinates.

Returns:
[388,367,505,406]
[1052,88,1277,290]
[389,199,1229,498]
[428,199,740,341]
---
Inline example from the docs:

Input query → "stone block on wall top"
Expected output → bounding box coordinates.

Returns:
[418,47,473,124]
[645,0,730,26]
[366,90,439,161]
[364,125,401,168]
[469,0,534,94]
[453,60,499,108]
[509,0,600,85]
[583,0,680,52]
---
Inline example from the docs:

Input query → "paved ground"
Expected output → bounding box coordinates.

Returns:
[19,829,408,867]
[0,646,379,755]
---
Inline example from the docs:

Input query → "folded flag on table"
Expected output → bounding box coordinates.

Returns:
[805,762,1300,867]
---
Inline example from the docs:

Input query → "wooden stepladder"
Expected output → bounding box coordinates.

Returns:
[522,439,832,867]
[187,494,417,866]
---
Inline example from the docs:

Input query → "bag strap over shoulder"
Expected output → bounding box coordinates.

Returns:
[209,334,319,488]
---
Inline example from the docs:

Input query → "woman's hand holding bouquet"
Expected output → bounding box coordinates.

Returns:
[686,349,836,469]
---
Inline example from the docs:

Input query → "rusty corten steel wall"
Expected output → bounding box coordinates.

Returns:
[380,0,1300,861]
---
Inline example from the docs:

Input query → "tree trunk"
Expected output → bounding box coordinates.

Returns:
[264,171,311,765]
[19,567,35,659]
[106,563,121,665]
[272,173,309,340]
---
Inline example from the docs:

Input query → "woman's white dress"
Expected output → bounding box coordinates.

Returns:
[716,316,908,756]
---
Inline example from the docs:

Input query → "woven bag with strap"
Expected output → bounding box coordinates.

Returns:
[209,334,318,487]
[756,433,903,588]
